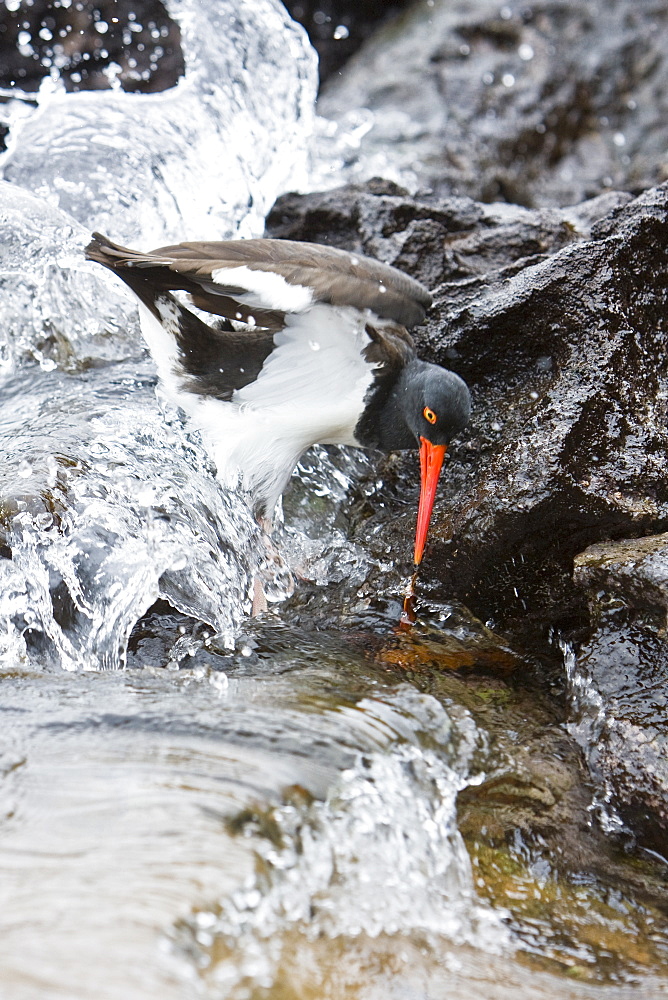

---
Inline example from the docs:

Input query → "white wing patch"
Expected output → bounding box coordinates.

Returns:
[197,304,377,515]
[210,265,314,313]
[235,303,374,424]
[137,298,378,518]
[215,304,376,512]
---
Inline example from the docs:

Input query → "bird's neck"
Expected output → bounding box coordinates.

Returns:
[357,360,423,451]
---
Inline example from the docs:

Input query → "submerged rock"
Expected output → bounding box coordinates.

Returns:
[572,536,668,850]
[316,0,668,207]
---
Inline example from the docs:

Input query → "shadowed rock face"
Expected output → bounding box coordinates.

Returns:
[317,0,668,207]
[427,184,668,638]
[267,180,668,646]
[282,0,413,85]
[0,0,184,96]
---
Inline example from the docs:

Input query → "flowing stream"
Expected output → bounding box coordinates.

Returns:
[0,2,667,997]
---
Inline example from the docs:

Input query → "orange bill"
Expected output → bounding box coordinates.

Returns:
[413,437,447,565]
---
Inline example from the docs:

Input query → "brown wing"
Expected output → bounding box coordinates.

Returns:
[85,233,276,398]
[85,233,429,402]
[89,234,432,330]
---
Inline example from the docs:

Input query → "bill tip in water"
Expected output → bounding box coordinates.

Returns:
[400,571,419,627]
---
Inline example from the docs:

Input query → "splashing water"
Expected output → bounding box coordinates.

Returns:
[0,0,318,672]
[0,0,317,245]
[171,686,510,996]
[0,180,137,373]
[0,361,267,671]
[562,639,627,836]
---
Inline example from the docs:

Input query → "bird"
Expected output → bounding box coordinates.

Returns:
[85,232,470,572]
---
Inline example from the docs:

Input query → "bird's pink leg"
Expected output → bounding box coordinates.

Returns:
[251,515,273,615]
[252,576,268,615]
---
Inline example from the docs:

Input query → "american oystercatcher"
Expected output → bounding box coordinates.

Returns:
[85,233,470,567]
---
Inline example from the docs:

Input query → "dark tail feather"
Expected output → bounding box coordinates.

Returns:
[85,231,126,269]
[85,232,181,313]
[85,232,166,270]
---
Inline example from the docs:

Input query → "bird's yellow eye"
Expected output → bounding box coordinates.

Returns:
[423,406,437,425]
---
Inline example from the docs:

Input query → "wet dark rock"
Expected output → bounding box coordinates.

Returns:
[573,535,668,850]
[457,692,606,872]
[126,599,202,669]
[575,534,668,616]
[282,0,413,85]
[318,0,668,207]
[0,0,184,97]
[425,183,668,648]
[267,180,668,652]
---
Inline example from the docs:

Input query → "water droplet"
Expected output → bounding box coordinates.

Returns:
[613,132,626,147]
[210,671,228,695]
[518,43,534,61]
[17,460,32,479]
[333,24,349,40]
[482,71,494,85]
[46,455,59,488]
[196,910,217,929]
[502,73,515,88]
[135,486,155,507]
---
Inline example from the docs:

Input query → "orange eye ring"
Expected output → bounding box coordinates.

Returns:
[423,406,437,425]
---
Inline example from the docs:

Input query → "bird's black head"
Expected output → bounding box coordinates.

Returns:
[359,358,470,565]
[375,359,471,451]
